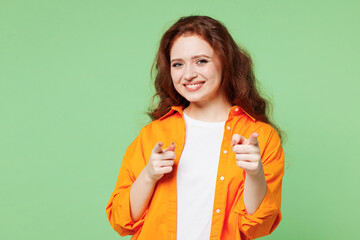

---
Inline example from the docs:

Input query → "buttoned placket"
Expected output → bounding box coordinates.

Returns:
[167,106,247,240]
[209,111,236,239]
[168,110,186,240]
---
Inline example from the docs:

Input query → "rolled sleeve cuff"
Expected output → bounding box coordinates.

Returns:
[109,187,147,236]
[234,187,281,239]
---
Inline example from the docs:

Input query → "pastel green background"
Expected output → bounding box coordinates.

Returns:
[1,0,359,239]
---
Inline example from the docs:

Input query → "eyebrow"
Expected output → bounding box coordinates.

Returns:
[170,54,212,63]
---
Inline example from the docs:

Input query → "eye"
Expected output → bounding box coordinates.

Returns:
[197,59,208,64]
[172,62,182,68]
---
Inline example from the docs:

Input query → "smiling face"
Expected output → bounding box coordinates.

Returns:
[170,34,227,107]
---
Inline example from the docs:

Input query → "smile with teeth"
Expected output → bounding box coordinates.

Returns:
[186,83,202,89]
[184,82,205,91]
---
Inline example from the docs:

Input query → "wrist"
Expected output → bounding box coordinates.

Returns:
[245,164,265,179]
[141,166,158,185]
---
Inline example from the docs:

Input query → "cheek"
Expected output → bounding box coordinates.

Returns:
[212,66,223,86]
[202,66,220,82]
[170,69,182,84]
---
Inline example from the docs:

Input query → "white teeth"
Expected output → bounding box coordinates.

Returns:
[186,83,202,89]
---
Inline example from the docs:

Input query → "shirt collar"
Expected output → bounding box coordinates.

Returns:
[158,106,184,120]
[159,105,255,121]
[229,105,256,121]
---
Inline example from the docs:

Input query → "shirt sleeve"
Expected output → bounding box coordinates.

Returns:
[234,128,285,239]
[105,129,148,236]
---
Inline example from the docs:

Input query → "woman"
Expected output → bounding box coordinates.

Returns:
[106,15,285,240]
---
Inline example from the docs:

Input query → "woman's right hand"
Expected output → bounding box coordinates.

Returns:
[129,142,176,222]
[144,142,176,182]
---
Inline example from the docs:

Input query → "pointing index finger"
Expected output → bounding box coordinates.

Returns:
[164,142,175,152]
[153,142,163,153]
[248,132,259,146]
[231,134,246,146]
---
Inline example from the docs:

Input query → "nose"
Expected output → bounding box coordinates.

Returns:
[184,64,198,81]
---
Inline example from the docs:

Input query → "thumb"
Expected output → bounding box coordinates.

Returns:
[231,134,246,146]
[164,142,175,152]
[248,132,259,146]
[152,141,163,153]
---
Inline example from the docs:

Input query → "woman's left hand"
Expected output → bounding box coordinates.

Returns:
[231,132,263,176]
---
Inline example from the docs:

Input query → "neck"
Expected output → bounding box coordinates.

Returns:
[184,98,232,122]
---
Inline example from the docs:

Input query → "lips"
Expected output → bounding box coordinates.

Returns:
[184,82,205,92]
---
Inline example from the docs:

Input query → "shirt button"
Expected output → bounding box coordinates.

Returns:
[226,126,231,130]
[220,176,225,181]
[223,150,227,154]
[216,209,221,213]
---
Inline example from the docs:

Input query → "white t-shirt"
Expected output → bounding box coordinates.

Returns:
[177,112,225,240]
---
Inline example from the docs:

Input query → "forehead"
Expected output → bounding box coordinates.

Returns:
[170,35,214,58]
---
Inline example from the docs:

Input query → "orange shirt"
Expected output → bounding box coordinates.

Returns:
[106,106,285,240]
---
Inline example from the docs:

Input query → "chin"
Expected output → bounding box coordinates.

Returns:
[184,97,206,104]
